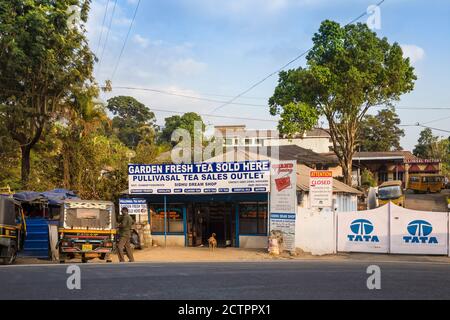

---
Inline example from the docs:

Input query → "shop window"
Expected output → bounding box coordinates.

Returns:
[239,202,268,235]
[149,204,184,234]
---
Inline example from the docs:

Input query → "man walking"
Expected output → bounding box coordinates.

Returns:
[117,207,135,262]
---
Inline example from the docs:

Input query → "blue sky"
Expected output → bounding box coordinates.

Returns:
[87,0,450,151]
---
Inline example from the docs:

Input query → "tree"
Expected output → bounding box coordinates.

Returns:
[269,20,416,185]
[0,0,95,187]
[106,96,157,148]
[413,128,438,158]
[160,112,205,145]
[359,107,405,151]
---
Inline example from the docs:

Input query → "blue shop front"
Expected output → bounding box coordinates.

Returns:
[125,161,271,248]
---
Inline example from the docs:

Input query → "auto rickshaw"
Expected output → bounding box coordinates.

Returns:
[377,180,405,207]
[57,200,116,263]
[0,196,26,265]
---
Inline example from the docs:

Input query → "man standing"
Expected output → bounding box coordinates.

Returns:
[117,207,135,262]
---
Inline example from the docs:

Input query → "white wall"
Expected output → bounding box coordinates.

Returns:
[239,236,267,248]
[295,208,336,255]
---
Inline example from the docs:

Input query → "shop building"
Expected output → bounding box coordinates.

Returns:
[122,145,360,249]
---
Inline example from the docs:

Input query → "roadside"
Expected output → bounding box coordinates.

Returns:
[12,246,450,266]
[405,189,449,212]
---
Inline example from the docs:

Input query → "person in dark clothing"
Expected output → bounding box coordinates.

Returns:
[117,207,135,262]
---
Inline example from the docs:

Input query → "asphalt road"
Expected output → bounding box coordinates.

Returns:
[405,189,449,212]
[1,260,450,300]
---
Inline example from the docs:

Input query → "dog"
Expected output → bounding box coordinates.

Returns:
[208,233,217,251]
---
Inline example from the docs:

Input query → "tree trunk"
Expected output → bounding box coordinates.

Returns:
[21,145,32,188]
[343,157,353,186]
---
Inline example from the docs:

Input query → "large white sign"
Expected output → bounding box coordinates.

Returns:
[270,161,297,251]
[390,204,448,255]
[337,205,389,253]
[119,198,147,215]
[128,161,270,194]
[309,170,333,208]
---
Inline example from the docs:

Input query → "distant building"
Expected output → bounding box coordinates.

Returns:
[214,125,333,153]
[322,151,442,187]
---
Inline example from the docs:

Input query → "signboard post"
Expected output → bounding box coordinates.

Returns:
[269,161,297,252]
[128,161,270,195]
[309,170,333,208]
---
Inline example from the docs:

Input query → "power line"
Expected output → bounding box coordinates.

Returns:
[421,115,450,124]
[209,0,386,114]
[97,0,118,75]
[95,0,111,57]
[110,0,141,81]
[150,107,278,123]
[110,86,450,110]
[111,86,268,107]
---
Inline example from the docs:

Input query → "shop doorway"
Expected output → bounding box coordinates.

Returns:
[190,202,235,247]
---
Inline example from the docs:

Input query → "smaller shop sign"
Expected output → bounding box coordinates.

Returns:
[309,170,333,208]
[119,198,148,215]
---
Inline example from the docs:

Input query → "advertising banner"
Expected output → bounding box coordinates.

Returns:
[270,161,297,251]
[119,198,148,215]
[128,161,270,194]
[309,170,333,208]
[390,203,448,255]
[337,205,389,253]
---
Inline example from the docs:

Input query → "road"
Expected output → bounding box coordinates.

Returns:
[405,189,449,212]
[2,260,450,300]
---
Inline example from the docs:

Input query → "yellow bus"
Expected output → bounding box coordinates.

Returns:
[408,174,444,193]
[378,180,405,207]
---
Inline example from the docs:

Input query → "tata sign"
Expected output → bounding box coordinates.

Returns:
[348,219,380,243]
[403,220,438,244]
[390,204,448,255]
[337,206,389,253]
[128,161,270,194]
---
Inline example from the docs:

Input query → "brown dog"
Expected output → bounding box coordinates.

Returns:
[208,233,217,251]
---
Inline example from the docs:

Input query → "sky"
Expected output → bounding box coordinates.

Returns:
[86,0,450,151]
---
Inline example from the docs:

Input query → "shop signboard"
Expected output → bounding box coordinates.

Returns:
[119,198,148,215]
[128,161,270,194]
[309,170,333,208]
[270,160,297,251]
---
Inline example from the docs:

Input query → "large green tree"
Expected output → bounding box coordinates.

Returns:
[269,20,416,185]
[359,107,404,152]
[0,0,95,187]
[106,96,157,148]
[160,112,205,145]
[413,128,438,158]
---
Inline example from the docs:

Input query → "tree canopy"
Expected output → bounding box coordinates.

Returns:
[0,0,96,187]
[269,20,416,185]
[359,108,405,152]
[160,112,205,145]
[106,96,157,148]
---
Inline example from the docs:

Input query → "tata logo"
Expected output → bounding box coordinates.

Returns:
[403,220,438,244]
[347,219,379,242]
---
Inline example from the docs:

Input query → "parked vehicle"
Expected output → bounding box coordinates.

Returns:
[57,200,116,263]
[408,174,444,193]
[0,196,26,264]
[377,180,405,207]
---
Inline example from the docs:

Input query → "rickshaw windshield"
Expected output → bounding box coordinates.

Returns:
[64,208,111,229]
[0,197,16,226]
[378,186,402,200]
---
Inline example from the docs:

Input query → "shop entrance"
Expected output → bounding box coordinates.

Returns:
[189,202,235,247]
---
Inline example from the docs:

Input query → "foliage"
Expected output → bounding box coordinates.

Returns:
[269,20,416,185]
[361,169,377,189]
[106,96,157,148]
[413,128,438,158]
[359,107,405,151]
[159,112,205,146]
[0,0,96,186]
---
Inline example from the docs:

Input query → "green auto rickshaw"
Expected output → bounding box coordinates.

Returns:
[0,196,26,264]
